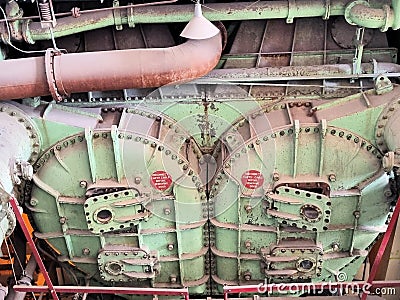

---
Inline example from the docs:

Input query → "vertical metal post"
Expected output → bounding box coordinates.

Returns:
[9,197,60,300]
[360,195,400,300]
[352,27,364,75]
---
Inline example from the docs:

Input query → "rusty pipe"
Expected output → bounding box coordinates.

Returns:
[0,33,222,100]
[345,1,395,31]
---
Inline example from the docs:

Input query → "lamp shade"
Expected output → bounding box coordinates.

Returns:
[180,3,220,40]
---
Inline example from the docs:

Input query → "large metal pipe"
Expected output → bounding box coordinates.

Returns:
[0,33,222,100]
[5,0,398,43]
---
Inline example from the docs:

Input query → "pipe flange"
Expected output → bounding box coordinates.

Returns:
[375,94,400,153]
[0,104,41,164]
[380,4,391,32]
[21,19,35,45]
[344,0,369,26]
[45,49,66,102]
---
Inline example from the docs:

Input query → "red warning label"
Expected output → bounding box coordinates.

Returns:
[150,171,173,191]
[241,170,264,189]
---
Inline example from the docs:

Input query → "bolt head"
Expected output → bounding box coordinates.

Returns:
[243,272,252,281]
[244,205,252,213]
[332,243,340,252]
[384,190,393,197]
[328,174,336,182]
[272,172,279,181]
[244,240,251,249]
[164,207,171,215]
[79,180,87,188]
[167,244,174,251]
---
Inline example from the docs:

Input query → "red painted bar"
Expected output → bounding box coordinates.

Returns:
[9,197,60,300]
[361,196,400,300]
[13,285,190,298]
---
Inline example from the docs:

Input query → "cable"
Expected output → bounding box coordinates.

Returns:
[8,236,24,276]
[1,229,38,300]
[1,231,18,286]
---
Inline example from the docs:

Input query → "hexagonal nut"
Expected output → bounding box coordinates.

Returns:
[244,205,252,213]
[272,172,280,181]
[244,240,252,249]
[243,271,252,281]
[328,174,336,182]
[79,180,87,188]
[170,275,177,283]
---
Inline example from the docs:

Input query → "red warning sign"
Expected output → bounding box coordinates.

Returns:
[241,170,264,189]
[150,171,173,191]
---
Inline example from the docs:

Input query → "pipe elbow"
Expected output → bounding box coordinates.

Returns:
[0,32,223,101]
[345,1,394,31]
[53,32,223,96]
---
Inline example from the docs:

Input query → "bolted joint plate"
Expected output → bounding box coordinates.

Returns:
[98,247,159,282]
[261,241,323,280]
[84,189,151,234]
[265,186,331,232]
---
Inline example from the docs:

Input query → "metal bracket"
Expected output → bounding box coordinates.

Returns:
[374,74,393,95]
[127,4,135,28]
[113,0,123,30]
[323,0,331,20]
[286,0,296,23]
[352,27,364,75]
